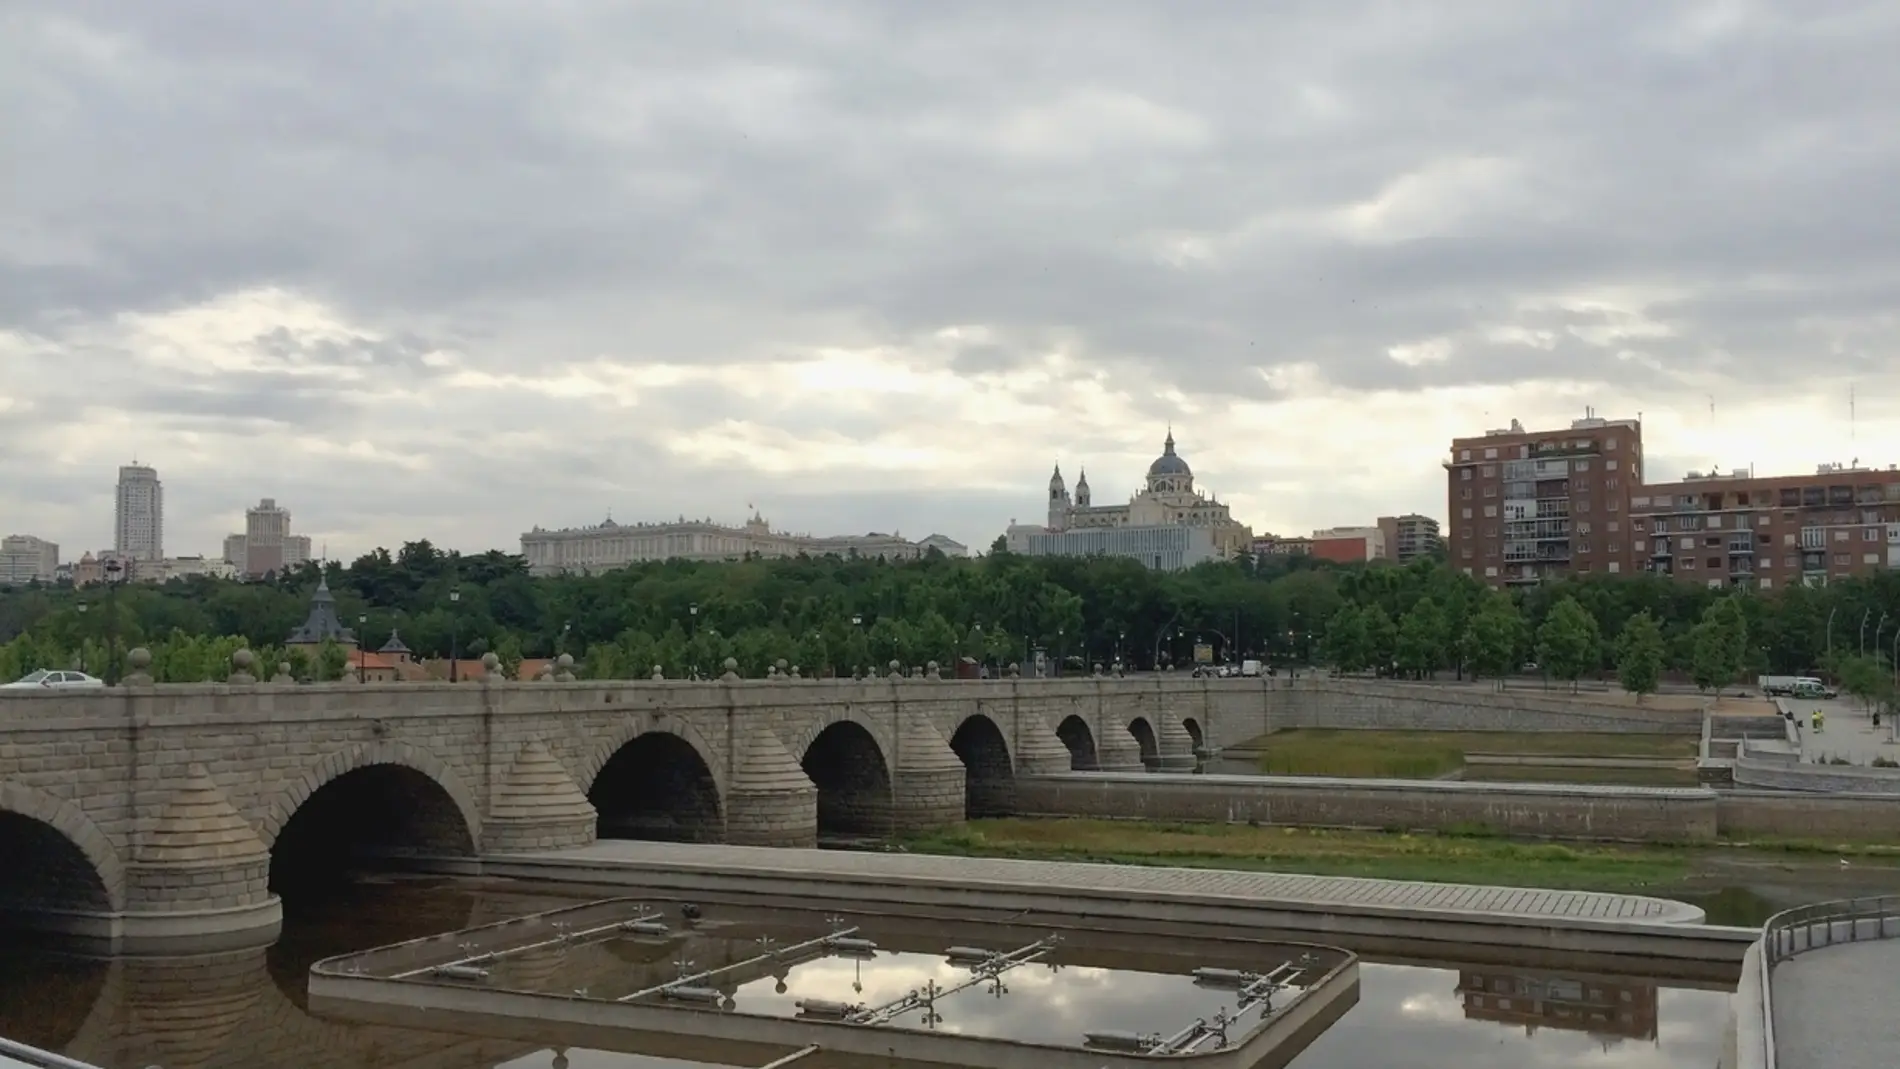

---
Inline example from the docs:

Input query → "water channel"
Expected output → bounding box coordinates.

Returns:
[0,875,1756,1069]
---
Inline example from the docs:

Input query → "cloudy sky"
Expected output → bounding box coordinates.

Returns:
[5,1,1898,562]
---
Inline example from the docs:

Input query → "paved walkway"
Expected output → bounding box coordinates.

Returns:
[1787,697,1900,764]
[512,840,1705,924]
[1771,940,1900,1068]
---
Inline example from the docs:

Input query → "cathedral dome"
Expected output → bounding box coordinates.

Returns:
[1147,431,1192,478]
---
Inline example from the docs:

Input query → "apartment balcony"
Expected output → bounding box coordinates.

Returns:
[1726,541,1756,555]
[1650,544,1674,558]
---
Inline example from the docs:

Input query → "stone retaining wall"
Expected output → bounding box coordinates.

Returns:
[1012,773,1721,842]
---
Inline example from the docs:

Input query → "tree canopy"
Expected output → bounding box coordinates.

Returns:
[0,539,1895,684]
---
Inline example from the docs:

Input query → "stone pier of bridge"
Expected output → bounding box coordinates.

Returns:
[0,656,1704,953]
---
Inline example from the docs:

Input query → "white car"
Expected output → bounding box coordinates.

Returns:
[2,669,107,689]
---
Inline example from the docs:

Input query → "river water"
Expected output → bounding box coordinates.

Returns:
[0,877,1744,1069]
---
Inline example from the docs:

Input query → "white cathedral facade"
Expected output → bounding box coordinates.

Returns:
[1004,431,1254,569]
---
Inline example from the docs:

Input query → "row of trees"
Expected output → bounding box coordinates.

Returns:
[1,539,1897,694]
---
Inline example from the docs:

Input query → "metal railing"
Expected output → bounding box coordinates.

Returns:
[0,1036,146,1069]
[1756,895,1900,1068]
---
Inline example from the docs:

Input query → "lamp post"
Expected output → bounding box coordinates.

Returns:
[1057,627,1065,678]
[1860,608,1873,657]
[357,613,368,683]
[1825,606,1838,658]
[75,602,88,674]
[103,559,125,685]
[850,613,862,677]
[448,586,462,682]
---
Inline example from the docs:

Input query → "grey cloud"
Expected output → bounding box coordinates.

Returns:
[6,0,1900,554]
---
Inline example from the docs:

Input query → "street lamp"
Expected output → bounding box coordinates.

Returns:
[448,586,462,682]
[102,559,125,685]
[358,613,368,683]
[76,602,88,674]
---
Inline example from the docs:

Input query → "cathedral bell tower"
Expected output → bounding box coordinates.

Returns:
[1047,463,1070,531]
[1075,467,1091,507]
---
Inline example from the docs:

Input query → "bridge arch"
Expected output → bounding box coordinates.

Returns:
[578,716,727,799]
[950,714,1014,817]
[1181,717,1205,754]
[260,741,481,900]
[0,781,125,915]
[1127,717,1160,770]
[1056,715,1098,770]
[799,719,892,837]
[588,729,724,842]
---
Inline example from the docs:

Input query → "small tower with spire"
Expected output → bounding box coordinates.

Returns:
[1075,467,1091,508]
[1046,463,1070,531]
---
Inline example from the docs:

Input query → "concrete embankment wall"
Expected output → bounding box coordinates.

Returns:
[1013,774,1900,845]
[1013,773,1722,842]
[1248,680,1705,740]
[1716,791,1900,841]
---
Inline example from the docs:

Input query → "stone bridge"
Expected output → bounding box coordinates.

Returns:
[0,662,1702,953]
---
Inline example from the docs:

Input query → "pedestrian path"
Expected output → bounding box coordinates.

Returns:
[1771,940,1900,1068]
[510,839,1706,924]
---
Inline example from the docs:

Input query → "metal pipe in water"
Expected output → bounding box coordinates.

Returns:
[615,927,862,1003]
[390,912,666,979]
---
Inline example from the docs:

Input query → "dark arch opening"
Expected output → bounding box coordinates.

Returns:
[0,810,114,1039]
[268,881,478,1010]
[802,722,891,838]
[950,716,1014,818]
[590,733,723,843]
[1057,715,1099,771]
[269,765,474,908]
[1128,718,1160,771]
[0,811,113,917]
[1182,718,1206,766]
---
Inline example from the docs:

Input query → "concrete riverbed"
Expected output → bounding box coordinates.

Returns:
[3,877,1740,1069]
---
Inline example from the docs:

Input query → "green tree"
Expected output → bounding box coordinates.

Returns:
[1461,593,1522,686]
[1615,611,1665,701]
[1321,605,1370,673]
[1395,596,1446,678]
[1536,596,1600,692]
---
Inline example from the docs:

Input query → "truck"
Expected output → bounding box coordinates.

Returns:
[1758,675,1836,699]
[1240,659,1263,677]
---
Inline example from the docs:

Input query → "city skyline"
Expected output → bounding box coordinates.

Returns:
[5,4,1899,561]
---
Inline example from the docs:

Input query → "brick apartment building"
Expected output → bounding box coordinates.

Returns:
[1448,413,1900,589]
[1631,463,1900,589]
[1445,413,1643,586]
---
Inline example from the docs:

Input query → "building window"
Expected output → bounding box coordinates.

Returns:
[1865,553,1880,565]
[1461,487,1473,500]
[1784,555,1798,569]
[1462,468,1472,481]
[1607,437,1618,450]
[1578,498,1591,512]
[1684,558,1697,569]
[1486,527,1499,538]
[1835,530,1849,542]
[1461,547,1473,559]
[1632,496,1650,507]
[1579,542,1591,553]
[1634,539,1646,552]
[1607,521,1620,532]
[1866,528,1881,541]
[1459,449,1471,460]
[1758,515,1770,526]
[1485,566,1498,577]
[1783,533,1795,545]
[1485,545,1498,558]
[1577,521,1592,534]
[1575,459,1591,471]
[1608,561,1621,573]
[1606,459,1619,471]
[1606,497,1618,510]
[1481,465,1496,477]
[1484,447,1498,459]
[1608,541,1620,552]
[1483,505,1498,517]
[1680,536,1694,550]
[1462,507,1473,519]
[1835,554,1850,566]
[1484,485,1497,498]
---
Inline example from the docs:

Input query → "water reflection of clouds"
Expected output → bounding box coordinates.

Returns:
[1285,964,1728,1069]
[727,949,1246,1044]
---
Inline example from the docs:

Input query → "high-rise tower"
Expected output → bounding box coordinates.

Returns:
[114,463,164,561]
